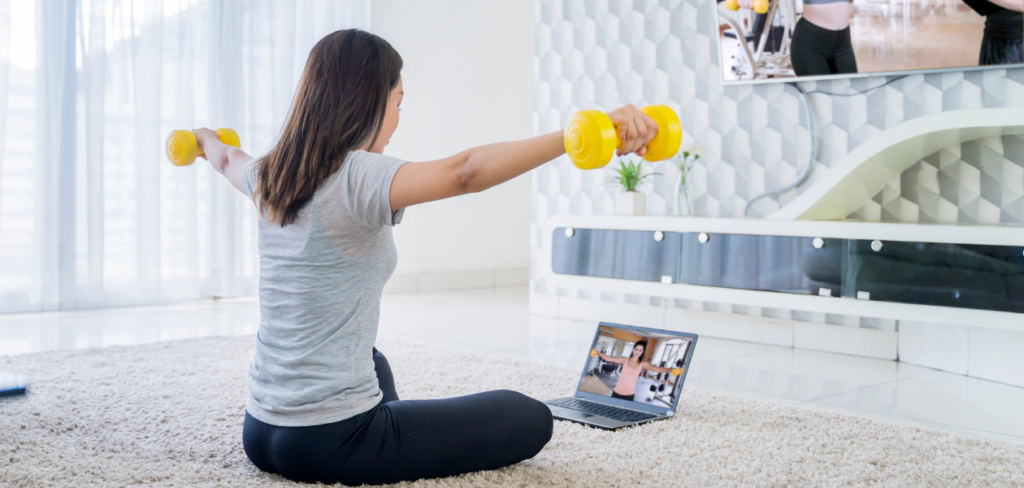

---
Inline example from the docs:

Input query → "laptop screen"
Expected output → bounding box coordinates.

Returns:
[577,323,696,412]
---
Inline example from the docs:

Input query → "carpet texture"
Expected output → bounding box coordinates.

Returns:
[2,335,1023,487]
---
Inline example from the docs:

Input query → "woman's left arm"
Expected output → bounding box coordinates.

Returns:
[193,128,254,195]
[988,0,1022,11]
[389,104,658,210]
[389,131,564,210]
[642,363,673,374]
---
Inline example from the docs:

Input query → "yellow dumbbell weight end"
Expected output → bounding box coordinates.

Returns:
[565,110,618,171]
[726,0,739,10]
[216,128,241,149]
[166,130,199,167]
[640,105,682,163]
[671,367,683,376]
[590,348,598,357]
[165,128,241,167]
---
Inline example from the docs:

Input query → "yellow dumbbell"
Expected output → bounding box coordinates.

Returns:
[564,105,682,170]
[591,348,598,357]
[671,367,683,376]
[725,0,768,14]
[165,128,241,167]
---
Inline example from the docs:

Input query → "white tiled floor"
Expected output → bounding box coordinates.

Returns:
[2,286,1023,445]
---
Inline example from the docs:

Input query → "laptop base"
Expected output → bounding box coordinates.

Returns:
[545,398,666,431]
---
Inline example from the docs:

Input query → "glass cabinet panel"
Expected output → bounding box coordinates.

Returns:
[552,227,1024,313]
[845,240,1024,313]
[552,229,681,283]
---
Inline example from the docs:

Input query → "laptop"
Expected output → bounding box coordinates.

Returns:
[545,322,697,430]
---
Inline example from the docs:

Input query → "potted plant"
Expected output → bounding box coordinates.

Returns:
[609,159,657,215]
[673,144,706,216]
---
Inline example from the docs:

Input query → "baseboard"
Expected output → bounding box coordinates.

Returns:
[557,295,667,328]
[968,328,1024,387]
[898,321,969,375]
[384,267,529,294]
[794,322,897,360]
[666,306,794,347]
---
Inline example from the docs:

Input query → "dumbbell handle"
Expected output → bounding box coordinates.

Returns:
[166,128,241,167]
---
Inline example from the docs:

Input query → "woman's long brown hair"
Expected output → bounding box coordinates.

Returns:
[253,29,403,226]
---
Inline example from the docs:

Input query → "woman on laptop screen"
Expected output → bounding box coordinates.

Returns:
[593,341,676,402]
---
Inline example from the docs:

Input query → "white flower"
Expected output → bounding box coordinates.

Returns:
[679,144,708,160]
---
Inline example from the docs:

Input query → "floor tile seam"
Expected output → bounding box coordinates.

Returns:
[794,402,1024,441]
[911,374,1024,397]
[796,376,906,405]
[800,369,1024,401]
[699,353,942,382]
[487,337,596,353]
[689,349,792,364]
[380,314,514,333]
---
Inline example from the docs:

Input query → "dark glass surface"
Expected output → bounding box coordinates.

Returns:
[552,229,681,283]
[552,227,1024,313]
[845,240,1024,313]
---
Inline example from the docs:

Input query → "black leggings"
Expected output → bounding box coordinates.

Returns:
[611,391,635,402]
[790,17,858,77]
[242,348,553,486]
[980,35,1024,65]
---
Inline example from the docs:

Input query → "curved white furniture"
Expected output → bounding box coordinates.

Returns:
[767,108,1024,221]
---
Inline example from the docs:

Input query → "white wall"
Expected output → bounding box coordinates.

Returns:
[370,1,535,293]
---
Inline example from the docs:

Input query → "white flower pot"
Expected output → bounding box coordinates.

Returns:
[615,191,646,216]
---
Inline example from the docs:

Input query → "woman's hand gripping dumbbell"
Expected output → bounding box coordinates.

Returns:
[564,105,682,170]
[165,128,241,167]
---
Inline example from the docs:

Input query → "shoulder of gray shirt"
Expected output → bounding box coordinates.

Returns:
[242,150,408,227]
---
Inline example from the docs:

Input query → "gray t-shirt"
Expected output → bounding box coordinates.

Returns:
[242,150,407,427]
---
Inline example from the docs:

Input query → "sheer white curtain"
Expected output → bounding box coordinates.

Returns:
[0,0,370,313]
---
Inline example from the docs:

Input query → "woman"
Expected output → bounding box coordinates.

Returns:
[593,341,676,402]
[192,29,659,486]
[738,0,858,77]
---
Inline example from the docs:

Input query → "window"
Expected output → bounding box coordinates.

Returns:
[0,0,370,313]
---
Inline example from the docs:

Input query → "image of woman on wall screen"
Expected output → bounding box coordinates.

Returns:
[593,340,677,402]
[777,0,859,76]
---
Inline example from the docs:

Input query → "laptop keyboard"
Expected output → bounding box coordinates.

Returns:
[546,397,657,423]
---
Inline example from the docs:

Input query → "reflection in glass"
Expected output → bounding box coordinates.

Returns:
[553,228,1024,313]
[846,240,1024,313]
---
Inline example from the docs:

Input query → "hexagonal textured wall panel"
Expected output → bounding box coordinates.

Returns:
[851,135,1024,224]
[532,0,1024,331]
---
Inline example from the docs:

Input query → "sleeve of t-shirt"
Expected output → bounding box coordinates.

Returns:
[342,150,408,228]
[241,157,259,199]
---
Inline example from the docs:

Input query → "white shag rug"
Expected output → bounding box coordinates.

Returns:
[2,335,1024,487]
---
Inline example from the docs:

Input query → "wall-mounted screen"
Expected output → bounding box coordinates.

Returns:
[714,0,1023,84]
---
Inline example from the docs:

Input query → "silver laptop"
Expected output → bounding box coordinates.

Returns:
[545,322,697,430]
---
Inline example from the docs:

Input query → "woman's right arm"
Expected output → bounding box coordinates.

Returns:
[193,128,253,195]
[389,104,658,211]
